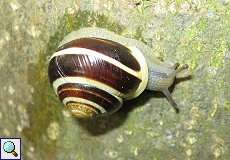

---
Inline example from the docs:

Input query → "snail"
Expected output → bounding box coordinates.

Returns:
[48,27,188,118]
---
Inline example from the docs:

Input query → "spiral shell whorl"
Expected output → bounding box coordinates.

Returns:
[48,36,148,118]
[66,102,99,118]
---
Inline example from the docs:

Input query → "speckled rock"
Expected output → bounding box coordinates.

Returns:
[0,0,229,160]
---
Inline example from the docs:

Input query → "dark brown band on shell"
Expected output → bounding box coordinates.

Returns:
[58,83,121,107]
[57,38,141,71]
[58,85,121,113]
[48,54,141,94]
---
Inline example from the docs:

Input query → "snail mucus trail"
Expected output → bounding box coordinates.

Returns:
[48,27,189,118]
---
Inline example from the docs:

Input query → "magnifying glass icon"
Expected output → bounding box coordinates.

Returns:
[3,141,18,157]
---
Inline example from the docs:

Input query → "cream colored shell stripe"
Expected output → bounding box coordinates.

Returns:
[50,46,148,100]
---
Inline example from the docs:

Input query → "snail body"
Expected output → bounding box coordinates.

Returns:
[48,27,188,118]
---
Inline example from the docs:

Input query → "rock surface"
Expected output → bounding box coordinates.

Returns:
[0,0,229,159]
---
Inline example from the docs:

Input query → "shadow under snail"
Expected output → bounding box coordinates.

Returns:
[48,27,189,118]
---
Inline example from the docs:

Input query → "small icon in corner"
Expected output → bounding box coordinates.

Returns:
[3,141,18,157]
[0,138,21,160]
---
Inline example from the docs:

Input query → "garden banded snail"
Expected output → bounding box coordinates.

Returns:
[48,27,188,118]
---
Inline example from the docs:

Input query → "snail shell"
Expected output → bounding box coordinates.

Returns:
[48,27,188,118]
